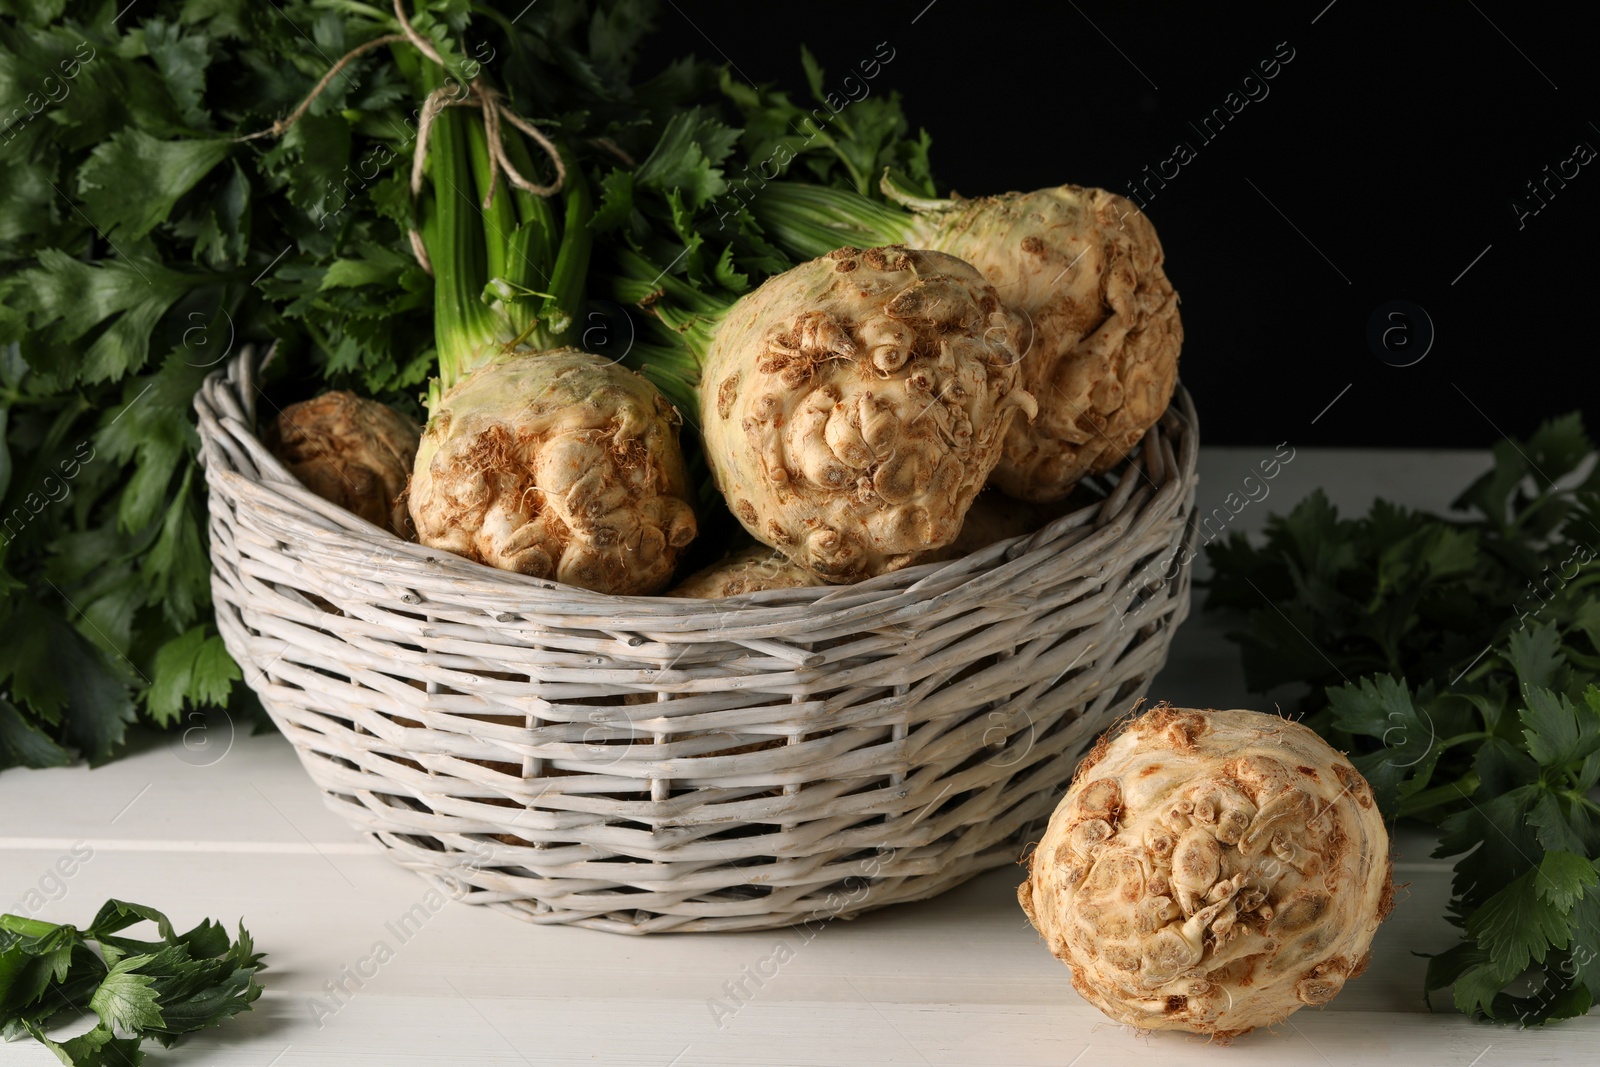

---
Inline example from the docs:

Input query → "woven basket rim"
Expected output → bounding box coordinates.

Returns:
[198,347,1199,622]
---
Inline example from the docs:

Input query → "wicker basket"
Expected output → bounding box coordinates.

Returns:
[195,348,1200,934]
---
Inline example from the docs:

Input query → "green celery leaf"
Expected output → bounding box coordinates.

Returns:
[633,107,738,210]
[140,18,214,129]
[591,167,634,234]
[176,159,252,269]
[1510,623,1568,693]
[77,129,231,242]
[88,955,164,1033]
[0,696,71,769]
[1423,939,1488,997]
[58,621,140,767]
[1473,734,1542,795]
[4,251,201,386]
[1326,674,1438,814]
[272,111,352,223]
[0,940,61,1022]
[1533,851,1600,912]
[0,940,36,1018]
[0,920,82,1024]
[1567,891,1600,997]
[143,956,262,1040]
[6,249,200,383]
[0,595,68,724]
[1521,685,1600,768]
[87,901,176,942]
[1466,865,1570,974]
[0,593,137,764]
[1430,940,1544,1021]
[711,243,747,291]
[147,626,237,727]
[25,1021,145,1067]
[1452,438,1529,529]
[798,44,826,101]
[140,464,209,627]
[174,919,231,960]
[1436,779,1542,908]
[1527,791,1600,857]
[1490,969,1593,1026]
[96,366,201,536]
[320,243,412,290]
[1524,412,1593,490]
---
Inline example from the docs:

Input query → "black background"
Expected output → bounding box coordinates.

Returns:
[640,0,1597,447]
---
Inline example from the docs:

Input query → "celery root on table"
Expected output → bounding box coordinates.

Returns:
[1020,706,1393,1039]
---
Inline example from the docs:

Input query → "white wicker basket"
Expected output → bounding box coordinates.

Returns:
[195,347,1199,934]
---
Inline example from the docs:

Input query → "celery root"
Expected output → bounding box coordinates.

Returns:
[410,351,695,593]
[754,182,1181,502]
[267,392,419,539]
[1019,706,1393,1039]
[626,245,1036,582]
[666,544,824,598]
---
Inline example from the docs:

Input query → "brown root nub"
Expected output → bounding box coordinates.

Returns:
[1021,706,1392,1039]
[759,311,857,387]
[1377,858,1398,920]
[1134,705,1208,750]
[715,372,742,419]
[1334,761,1375,809]
[267,391,421,538]
[1071,778,1124,828]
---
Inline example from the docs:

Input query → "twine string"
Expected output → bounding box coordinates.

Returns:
[233,33,407,143]
[233,0,567,273]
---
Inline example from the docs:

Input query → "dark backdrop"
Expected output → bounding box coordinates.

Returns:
[640,0,1597,448]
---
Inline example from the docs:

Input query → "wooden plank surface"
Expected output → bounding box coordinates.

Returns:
[6,447,1592,1065]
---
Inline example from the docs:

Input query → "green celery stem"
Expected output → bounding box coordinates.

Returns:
[750,183,918,261]
[417,61,590,396]
[418,62,501,395]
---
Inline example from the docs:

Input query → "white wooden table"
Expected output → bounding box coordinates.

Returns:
[4,448,1593,1065]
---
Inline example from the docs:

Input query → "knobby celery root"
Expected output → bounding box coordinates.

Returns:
[629,244,1036,581]
[705,246,1036,579]
[267,391,419,538]
[410,351,696,594]
[666,544,824,598]
[1019,706,1393,1040]
[754,181,1181,502]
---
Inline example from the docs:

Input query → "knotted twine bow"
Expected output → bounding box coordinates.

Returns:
[235,0,566,275]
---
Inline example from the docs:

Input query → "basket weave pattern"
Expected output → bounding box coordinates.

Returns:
[196,351,1199,934]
